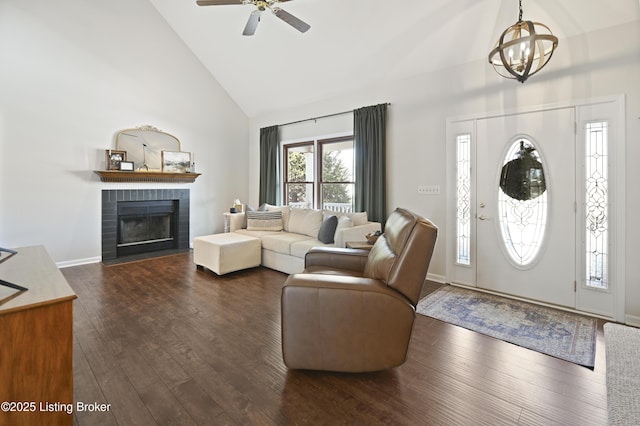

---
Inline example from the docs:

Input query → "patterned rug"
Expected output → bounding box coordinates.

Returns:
[416,285,597,368]
[604,323,640,424]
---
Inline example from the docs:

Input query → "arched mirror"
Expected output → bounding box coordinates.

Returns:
[116,125,182,172]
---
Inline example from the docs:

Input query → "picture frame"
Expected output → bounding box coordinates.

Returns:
[106,150,127,171]
[161,150,191,173]
[119,161,134,171]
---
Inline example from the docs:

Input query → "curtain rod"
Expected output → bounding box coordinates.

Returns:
[278,103,391,128]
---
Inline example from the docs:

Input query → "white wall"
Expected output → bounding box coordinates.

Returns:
[249,21,640,321]
[0,0,249,264]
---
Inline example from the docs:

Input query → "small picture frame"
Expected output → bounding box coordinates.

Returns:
[106,150,127,171]
[162,150,191,173]
[119,161,134,171]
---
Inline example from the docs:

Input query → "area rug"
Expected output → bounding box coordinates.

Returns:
[604,323,640,424]
[416,285,597,368]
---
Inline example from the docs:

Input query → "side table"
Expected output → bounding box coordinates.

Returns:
[346,241,374,251]
[223,212,245,233]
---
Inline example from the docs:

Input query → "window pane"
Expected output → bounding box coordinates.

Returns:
[321,183,354,213]
[287,145,314,182]
[322,140,353,182]
[286,183,313,209]
[456,134,471,265]
[585,121,608,289]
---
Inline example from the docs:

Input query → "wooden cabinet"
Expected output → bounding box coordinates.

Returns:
[0,246,76,426]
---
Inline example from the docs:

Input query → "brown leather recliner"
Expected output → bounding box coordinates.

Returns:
[281,208,438,372]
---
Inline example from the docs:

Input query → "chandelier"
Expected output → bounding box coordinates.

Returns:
[488,0,558,83]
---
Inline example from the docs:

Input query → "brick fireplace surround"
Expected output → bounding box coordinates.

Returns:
[101,189,190,263]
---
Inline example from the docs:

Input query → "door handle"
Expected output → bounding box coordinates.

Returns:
[478,214,489,221]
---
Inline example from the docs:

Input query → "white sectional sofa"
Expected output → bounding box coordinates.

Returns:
[228,205,381,274]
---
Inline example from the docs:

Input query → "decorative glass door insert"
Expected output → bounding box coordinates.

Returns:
[498,138,548,267]
[456,134,471,265]
[585,121,609,289]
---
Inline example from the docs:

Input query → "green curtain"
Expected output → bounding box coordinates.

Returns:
[354,103,387,225]
[259,125,279,205]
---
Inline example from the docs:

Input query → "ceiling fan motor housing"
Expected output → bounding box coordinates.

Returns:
[197,0,310,35]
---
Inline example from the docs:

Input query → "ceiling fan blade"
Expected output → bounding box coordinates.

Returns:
[243,10,261,36]
[196,0,244,6]
[273,8,310,33]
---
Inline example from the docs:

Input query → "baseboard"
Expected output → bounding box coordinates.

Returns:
[426,273,446,284]
[625,314,640,327]
[56,256,101,269]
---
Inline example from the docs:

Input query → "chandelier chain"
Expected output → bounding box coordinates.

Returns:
[518,0,523,22]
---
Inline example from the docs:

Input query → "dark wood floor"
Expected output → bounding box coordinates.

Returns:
[62,253,608,425]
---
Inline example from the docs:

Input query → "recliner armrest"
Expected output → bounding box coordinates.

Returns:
[304,247,369,273]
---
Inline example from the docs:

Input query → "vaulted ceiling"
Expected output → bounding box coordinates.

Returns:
[149,0,640,117]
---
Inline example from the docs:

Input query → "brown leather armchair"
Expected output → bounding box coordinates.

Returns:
[281,208,438,372]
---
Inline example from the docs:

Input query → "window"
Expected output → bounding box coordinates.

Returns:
[585,121,609,289]
[319,137,354,213]
[456,134,471,265]
[284,141,314,209]
[283,136,354,212]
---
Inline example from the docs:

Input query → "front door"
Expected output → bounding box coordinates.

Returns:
[475,108,576,308]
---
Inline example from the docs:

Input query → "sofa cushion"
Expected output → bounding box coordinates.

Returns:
[348,211,368,226]
[290,239,332,258]
[317,215,338,244]
[235,229,280,238]
[261,232,314,255]
[246,211,283,231]
[288,208,323,238]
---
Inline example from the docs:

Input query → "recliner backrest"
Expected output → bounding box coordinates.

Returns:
[363,208,438,305]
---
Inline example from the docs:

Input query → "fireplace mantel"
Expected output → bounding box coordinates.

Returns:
[95,170,201,183]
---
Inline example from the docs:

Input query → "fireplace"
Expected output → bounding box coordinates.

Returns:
[102,189,189,263]
[117,200,176,257]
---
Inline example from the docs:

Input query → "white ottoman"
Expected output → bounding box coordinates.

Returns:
[194,233,261,275]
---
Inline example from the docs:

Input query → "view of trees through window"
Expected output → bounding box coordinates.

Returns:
[284,136,354,211]
[286,149,311,205]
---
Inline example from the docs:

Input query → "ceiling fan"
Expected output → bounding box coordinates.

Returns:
[196,0,311,36]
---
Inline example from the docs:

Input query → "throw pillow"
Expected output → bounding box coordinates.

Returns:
[317,215,338,244]
[265,204,291,231]
[243,205,256,229]
[246,211,283,231]
[336,215,353,230]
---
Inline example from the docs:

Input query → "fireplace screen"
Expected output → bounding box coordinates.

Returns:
[119,215,172,246]
[116,200,177,256]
